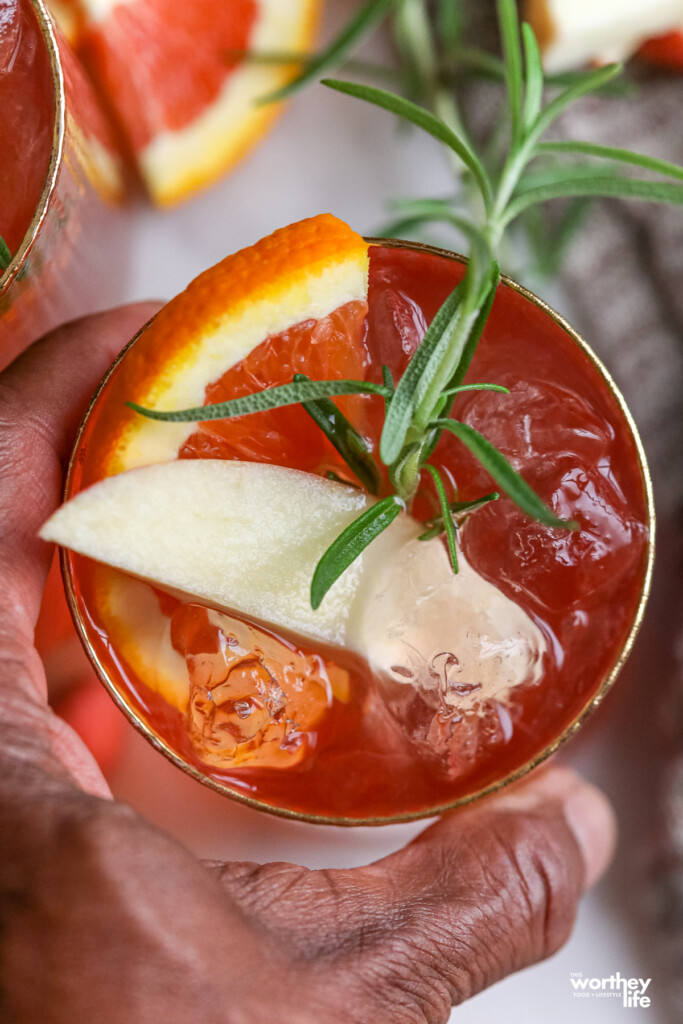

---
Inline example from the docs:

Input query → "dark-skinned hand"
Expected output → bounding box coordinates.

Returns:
[0,306,616,1024]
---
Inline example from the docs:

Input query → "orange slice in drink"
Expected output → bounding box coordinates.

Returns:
[56,0,319,205]
[68,214,368,767]
[90,213,371,478]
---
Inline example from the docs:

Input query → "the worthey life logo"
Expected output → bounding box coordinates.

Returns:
[570,972,652,1009]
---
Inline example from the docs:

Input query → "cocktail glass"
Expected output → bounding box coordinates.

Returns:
[58,238,654,825]
[0,0,124,370]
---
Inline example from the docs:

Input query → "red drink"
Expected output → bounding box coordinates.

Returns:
[63,241,652,823]
[0,0,124,368]
[0,0,54,258]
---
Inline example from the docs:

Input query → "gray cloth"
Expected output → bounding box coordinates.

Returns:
[558,80,683,514]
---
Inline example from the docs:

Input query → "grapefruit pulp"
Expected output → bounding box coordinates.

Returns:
[57,0,320,204]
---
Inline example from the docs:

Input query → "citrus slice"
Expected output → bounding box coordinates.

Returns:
[61,0,319,205]
[525,0,683,70]
[90,213,370,479]
[92,564,189,711]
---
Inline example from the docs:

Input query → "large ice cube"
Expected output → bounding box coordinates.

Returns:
[351,536,547,707]
[349,535,548,778]
[451,377,648,612]
[175,606,335,770]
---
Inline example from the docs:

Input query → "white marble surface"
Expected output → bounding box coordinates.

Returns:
[97,2,667,1020]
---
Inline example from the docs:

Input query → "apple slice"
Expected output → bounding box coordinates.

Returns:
[41,460,548,701]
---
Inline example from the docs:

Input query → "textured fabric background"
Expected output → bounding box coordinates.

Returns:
[558,80,683,515]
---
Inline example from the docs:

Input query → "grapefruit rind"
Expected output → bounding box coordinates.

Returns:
[526,0,683,70]
[93,566,190,711]
[95,215,370,476]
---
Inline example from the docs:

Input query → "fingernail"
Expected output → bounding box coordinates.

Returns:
[562,782,617,889]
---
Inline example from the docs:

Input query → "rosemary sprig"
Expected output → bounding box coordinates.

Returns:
[418,491,500,541]
[431,419,574,530]
[130,0,683,608]
[424,465,458,572]
[127,377,392,423]
[223,48,401,86]
[0,235,11,272]
[293,373,382,495]
[323,77,493,214]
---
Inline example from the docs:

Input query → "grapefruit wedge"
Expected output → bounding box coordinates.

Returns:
[525,0,683,70]
[89,213,371,476]
[56,0,319,204]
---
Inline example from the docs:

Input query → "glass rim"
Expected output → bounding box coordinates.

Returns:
[0,0,64,294]
[60,236,656,826]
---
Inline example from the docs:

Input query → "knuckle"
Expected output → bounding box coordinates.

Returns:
[372,807,584,1007]
[466,808,584,963]
[353,950,452,1024]
[54,797,143,878]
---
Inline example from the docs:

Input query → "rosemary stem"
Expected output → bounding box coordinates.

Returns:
[413,300,481,430]
[489,143,533,240]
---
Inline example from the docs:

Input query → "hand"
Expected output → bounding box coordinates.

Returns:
[0,308,616,1024]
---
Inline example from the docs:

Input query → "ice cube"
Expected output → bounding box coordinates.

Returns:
[382,682,517,780]
[349,535,548,778]
[430,376,646,613]
[353,536,547,706]
[175,606,334,769]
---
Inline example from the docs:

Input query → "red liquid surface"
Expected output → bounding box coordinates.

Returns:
[68,245,650,820]
[0,0,54,257]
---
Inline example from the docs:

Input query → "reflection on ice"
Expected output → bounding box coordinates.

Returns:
[353,535,547,707]
[350,534,548,777]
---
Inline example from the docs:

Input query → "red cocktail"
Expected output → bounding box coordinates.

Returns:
[54,223,652,824]
[0,0,123,369]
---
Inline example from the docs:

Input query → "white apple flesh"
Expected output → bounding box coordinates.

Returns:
[41,460,547,704]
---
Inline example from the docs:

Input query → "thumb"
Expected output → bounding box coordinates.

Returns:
[354,765,615,1013]
[206,766,615,1021]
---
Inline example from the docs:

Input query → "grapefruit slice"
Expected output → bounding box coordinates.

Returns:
[92,565,189,711]
[60,0,319,204]
[525,0,683,70]
[90,213,371,478]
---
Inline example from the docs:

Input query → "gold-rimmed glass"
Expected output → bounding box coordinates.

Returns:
[0,0,124,370]
[59,239,654,825]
